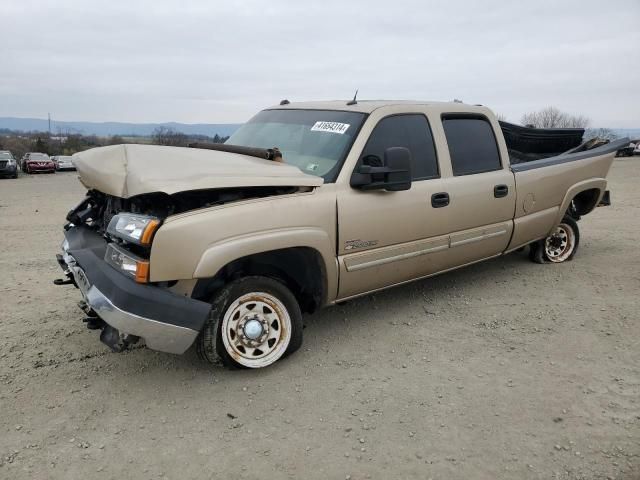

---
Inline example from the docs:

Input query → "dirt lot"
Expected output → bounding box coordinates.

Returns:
[1,161,638,480]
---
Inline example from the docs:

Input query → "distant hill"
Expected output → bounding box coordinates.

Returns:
[0,117,241,137]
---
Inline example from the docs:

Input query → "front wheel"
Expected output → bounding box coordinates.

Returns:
[197,276,303,369]
[529,216,580,264]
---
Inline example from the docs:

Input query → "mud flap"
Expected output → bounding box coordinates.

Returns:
[597,190,611,207]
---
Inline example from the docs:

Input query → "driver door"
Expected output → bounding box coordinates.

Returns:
[336,114,451,299]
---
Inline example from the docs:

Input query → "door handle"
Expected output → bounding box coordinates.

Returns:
[494,184,509,198]
[431,192,450,208]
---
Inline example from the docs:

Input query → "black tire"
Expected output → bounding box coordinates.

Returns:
[529,215,580,264]
[197,276,303,369]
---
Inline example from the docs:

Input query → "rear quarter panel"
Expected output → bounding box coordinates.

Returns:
[508,152,614,250]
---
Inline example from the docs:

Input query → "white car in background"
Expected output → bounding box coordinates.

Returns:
[52,155,75,171]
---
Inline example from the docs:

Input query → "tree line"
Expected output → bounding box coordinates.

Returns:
[501,106,617,141]
[0,128,230,159]
[151,127,229,147]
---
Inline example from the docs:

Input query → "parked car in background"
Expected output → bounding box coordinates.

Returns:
[22,152,55,174]
[0,150,18,178]
[52,155,75,171]
[616,142,635,157]
[634,141,640,156]
[20,152,43,170]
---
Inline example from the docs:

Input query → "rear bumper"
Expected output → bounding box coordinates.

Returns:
[58,227,210,354]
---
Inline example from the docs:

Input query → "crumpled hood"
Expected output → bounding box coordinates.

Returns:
[72,144,323,198]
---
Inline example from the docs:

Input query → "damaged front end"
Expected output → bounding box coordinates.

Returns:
[56,225,211,354]
[55,184,304,354]
[54,142,323,355]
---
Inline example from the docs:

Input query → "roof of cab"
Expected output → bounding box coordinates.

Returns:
[268,99,469,114]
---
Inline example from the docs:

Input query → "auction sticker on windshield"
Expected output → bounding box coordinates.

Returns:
[311,121,350,134]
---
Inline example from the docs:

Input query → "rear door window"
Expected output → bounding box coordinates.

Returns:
[360,114,439,180]
[442,116,502,175]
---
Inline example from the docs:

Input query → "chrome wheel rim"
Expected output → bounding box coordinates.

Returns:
[544,223,575,262]
[221,292,291,368]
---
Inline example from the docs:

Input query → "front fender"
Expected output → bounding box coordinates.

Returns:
[149,186,339,299]
[193,227,335,279]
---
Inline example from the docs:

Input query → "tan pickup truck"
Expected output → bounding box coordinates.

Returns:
[56,100,626,369]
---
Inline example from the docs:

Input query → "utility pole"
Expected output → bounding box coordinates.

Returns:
[48,112,51,137]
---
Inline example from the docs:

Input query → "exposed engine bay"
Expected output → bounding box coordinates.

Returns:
[66,185,301,240]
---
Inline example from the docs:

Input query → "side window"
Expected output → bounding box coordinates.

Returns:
[442,116,502,176]
[360,114,439,180]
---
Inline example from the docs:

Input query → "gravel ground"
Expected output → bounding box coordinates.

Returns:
[0,161,638,480]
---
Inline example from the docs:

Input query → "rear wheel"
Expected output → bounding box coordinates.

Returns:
[529,216,580,263]
[197,276,303,369]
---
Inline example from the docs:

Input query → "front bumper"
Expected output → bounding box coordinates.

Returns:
[57,227,210,354]
[0,164,17,176]
[27,163,55,172]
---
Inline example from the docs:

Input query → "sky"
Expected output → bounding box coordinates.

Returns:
[1,0,639,127]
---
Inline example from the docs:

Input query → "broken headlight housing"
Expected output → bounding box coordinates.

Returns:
[107,213,160,246]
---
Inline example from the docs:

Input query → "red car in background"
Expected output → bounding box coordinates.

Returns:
[21,152,56,174]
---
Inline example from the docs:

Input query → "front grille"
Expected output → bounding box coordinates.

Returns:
[0,161,7,168]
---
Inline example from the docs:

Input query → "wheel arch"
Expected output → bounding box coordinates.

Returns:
[191,231,334,314]
[555,179,606,224]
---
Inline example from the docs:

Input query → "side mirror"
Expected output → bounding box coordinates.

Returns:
[350,147,412,191]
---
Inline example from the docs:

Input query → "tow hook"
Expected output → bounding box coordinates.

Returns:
[83,317,105,330]
[99,325,140,353]
[78,300,97,317]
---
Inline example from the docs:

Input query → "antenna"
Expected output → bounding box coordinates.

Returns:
[279,99,290,105]
[346,89,358,106]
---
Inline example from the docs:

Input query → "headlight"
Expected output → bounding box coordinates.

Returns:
[105,243,149,283]
[107,213,160,246]
[7,158,15,165]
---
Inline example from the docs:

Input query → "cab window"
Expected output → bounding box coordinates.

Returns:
[442,115,502,175]
[359,114,439,180]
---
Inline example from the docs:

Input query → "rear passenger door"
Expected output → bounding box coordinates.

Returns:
[337,114,452,299]
[437,114,516,267]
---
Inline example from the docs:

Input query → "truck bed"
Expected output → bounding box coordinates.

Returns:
[499,121,585,164]
[510,137,629,172]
